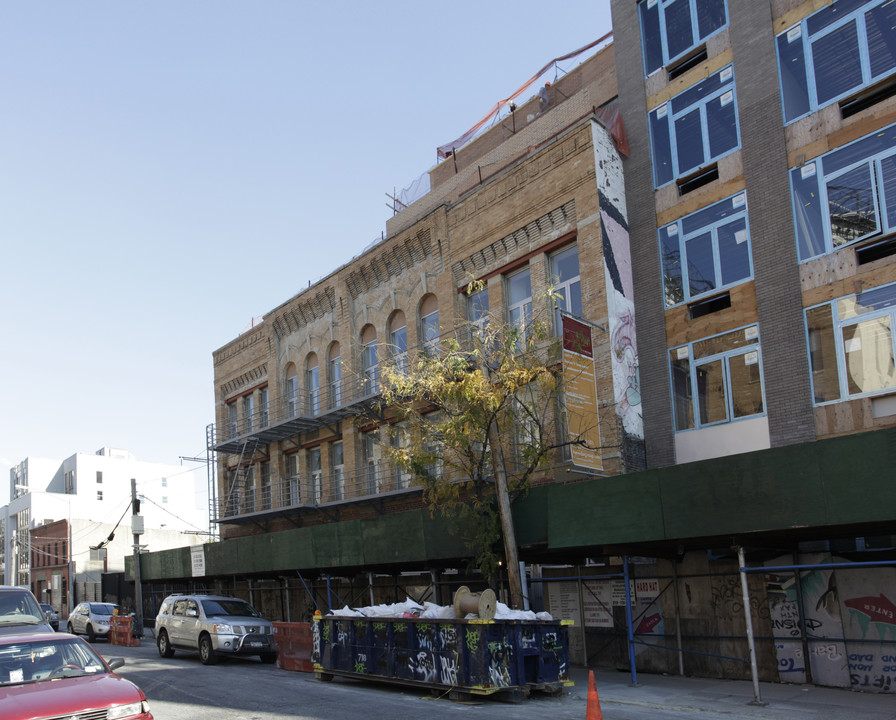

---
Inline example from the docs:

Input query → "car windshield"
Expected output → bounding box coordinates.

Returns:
[89,604,118,615]
[200,599,260,618]
[0,637,107,686]
[0,592,46,628]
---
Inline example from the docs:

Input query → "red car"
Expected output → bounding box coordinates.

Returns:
[0,631,152,720]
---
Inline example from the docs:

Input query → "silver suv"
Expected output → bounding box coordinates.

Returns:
[155,593,276,665]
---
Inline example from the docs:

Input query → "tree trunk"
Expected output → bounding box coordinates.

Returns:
[487,427,524,609]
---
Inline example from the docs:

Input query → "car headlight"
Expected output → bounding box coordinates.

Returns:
[212,623,234,634]
[106,700,150,719]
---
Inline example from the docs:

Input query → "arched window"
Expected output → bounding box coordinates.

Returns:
[420,295,439,356]
[306,353,320,415]
[361,325,378,393]
[328,343,342,409]
[389,311,408,373]
[285,364,298,418]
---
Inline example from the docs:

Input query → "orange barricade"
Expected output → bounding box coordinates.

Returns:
[109,616,141,647]
[272,622,313,672]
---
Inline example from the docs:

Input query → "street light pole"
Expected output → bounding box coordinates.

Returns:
[131,478,144,637]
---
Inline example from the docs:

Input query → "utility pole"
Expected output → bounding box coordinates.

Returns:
[131,478,144,637]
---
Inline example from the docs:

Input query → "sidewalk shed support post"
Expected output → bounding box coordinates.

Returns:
[737,546,764,706]
[623,556,637,686]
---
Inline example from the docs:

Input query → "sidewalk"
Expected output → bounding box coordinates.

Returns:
[567,666,896,720]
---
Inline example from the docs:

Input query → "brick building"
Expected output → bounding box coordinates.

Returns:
[137,3,896,692]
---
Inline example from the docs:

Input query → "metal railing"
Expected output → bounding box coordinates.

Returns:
[215,461,424,520]
[210,373,383,452]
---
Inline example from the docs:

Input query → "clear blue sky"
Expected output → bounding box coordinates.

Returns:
[0,1,613,491]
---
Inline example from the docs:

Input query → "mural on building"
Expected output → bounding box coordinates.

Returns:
[592,122,643,446]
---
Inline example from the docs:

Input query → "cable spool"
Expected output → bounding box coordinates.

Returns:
[452,585,497,619]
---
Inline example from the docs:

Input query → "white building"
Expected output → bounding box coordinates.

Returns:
[2,448,209,610]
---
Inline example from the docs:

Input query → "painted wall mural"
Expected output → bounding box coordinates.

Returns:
[765,554,896,693]
[592,122,643,445]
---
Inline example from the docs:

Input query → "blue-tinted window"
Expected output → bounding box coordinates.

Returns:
[813,22,863,104]
[669,325,765,431]
[827,165,878,247]
[777,0,896,124]
[638,0,728,76]
[791,122,896,260]
[649,65,739,187]
[659,192,752,307]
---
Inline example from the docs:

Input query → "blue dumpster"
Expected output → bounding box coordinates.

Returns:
[311,615,572,700]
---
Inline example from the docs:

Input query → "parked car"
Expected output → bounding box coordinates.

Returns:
[155,593,276,665]
[39,603,60,631]
[67,602,121,642]
[0,586,54,635]
[0,630,152,720]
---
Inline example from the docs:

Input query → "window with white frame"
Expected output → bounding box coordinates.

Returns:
[790,122,896,260]
[550,245,582,330]
[362,429,382,495]
[329,348,342,409]
[639,0,728,76]
[420,295,439,356]
[649,64,740,188]
[669,325,765,430]
[285,453,299,506]
[243,466,255,513]
[467,286,489,333]
[806,281,896,403]
[390,315,408,373]
[776,0,896,124]
[97,491,103,501]
[361,329,378,394]
[507,268,533,345]
[260,460,271,509]
[258,387,269,427]
[659,191,752,306]
[243,394,255,433]
[392,422,411,489]
[330,441,344,501]
[307,359,320,415]
[228,402,238,438]
[161,477,167,487]
[307,447,321,504]
[96,471,102,484]
[286,367,299,417]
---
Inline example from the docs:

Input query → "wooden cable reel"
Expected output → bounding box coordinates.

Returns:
[452,585,497,619]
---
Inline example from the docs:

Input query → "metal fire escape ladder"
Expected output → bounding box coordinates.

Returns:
[224,437,261,516]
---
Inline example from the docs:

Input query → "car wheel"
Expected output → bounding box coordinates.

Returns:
[259,652,277,664]
[157,629,175,658]
[86,624,96,643]
[199,635,218,665]
[67,622,75,635]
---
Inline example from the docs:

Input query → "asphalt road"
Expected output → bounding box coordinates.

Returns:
[94,639,679,720]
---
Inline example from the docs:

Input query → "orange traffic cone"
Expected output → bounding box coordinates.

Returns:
[586,670,603,720]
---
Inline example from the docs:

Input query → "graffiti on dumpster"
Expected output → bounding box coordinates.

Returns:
[465,627,480,652]
[440,654,458,685]
[354,653,367,674]
[487,641,512,687]
[312,623,321,662]
[411,650,437,683]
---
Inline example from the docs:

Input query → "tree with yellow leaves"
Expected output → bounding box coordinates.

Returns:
[375,283,596,608]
